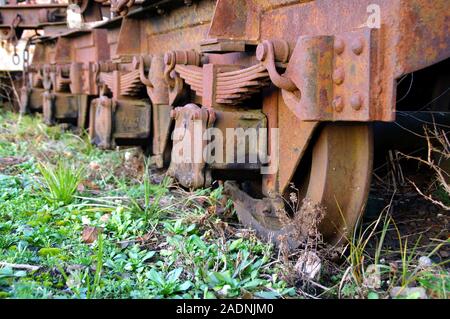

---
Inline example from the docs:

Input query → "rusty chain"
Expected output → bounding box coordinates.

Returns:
[10,14,22,65]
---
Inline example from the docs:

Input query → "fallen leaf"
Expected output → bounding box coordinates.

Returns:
[82,226,99,244]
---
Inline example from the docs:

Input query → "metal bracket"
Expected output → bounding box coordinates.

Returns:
[167,103,215,189]
[89,96,116,149]
[42,90,55,126]
[283,28,380,121]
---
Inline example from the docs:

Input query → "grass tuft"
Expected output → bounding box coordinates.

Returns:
[37,160,84,206]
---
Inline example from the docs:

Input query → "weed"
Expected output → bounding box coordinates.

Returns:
[87,231,104,298]
[146,268,192,298]
[0,110,447,299]
[37,160,84,206]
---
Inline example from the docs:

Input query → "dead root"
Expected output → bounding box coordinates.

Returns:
[400,125,450,210]
[276,191,329,293]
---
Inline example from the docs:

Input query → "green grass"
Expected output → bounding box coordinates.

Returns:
[0,110,295,299]
[37,160,84,206]
[0,109,448,299]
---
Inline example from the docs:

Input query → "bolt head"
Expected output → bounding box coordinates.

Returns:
[334,38,345,55]
[164,52,173,66]
[333,96,344,112]
[333,67,345,85]
[131,56,139,70]
[350,94,363,110]
[351,38,364,55]
[256,43,267,62]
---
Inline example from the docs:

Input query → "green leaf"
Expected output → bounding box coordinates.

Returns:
[178,281,192,291]
[167,268,183,283]
[243,279,265,289]
[229,238,243,251]
[368,291,379,299]
[209,271,233,285]
[406,292,422,299]
[254,290,281,299]
[38,247,62,257]
[189,235,207,250]
[147,269,164,285]
[142,251,156,262]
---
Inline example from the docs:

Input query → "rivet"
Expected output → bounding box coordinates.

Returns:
[333,96,344,112]
[333,67,345,85]
[350,94,363,110]
[334,38,345,55]
[351,38,364,55]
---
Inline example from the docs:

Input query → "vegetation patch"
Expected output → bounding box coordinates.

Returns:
[0,110,448,299]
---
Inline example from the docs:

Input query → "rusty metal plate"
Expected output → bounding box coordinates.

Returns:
[27,88,45,112]
[285,28,377,122]
[113,99,152,139]
[167,103,212,189]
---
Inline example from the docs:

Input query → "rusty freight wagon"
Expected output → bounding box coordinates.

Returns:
[1,0,449,247]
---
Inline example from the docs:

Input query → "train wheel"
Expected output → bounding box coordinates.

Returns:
[225,123,373,248]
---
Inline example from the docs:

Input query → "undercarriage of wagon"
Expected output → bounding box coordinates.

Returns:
[1,0,449,247]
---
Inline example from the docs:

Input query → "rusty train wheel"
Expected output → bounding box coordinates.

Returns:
[225,123,373,248]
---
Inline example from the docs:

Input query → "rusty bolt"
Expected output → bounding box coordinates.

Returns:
[256,42,268,62]
[350,94,363,110]
[333,96,344,112]
[351,38,364,55]
[164,52,174,66]
[334,38,345,55]
[333,67,345,85]
[131,56,140,70]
